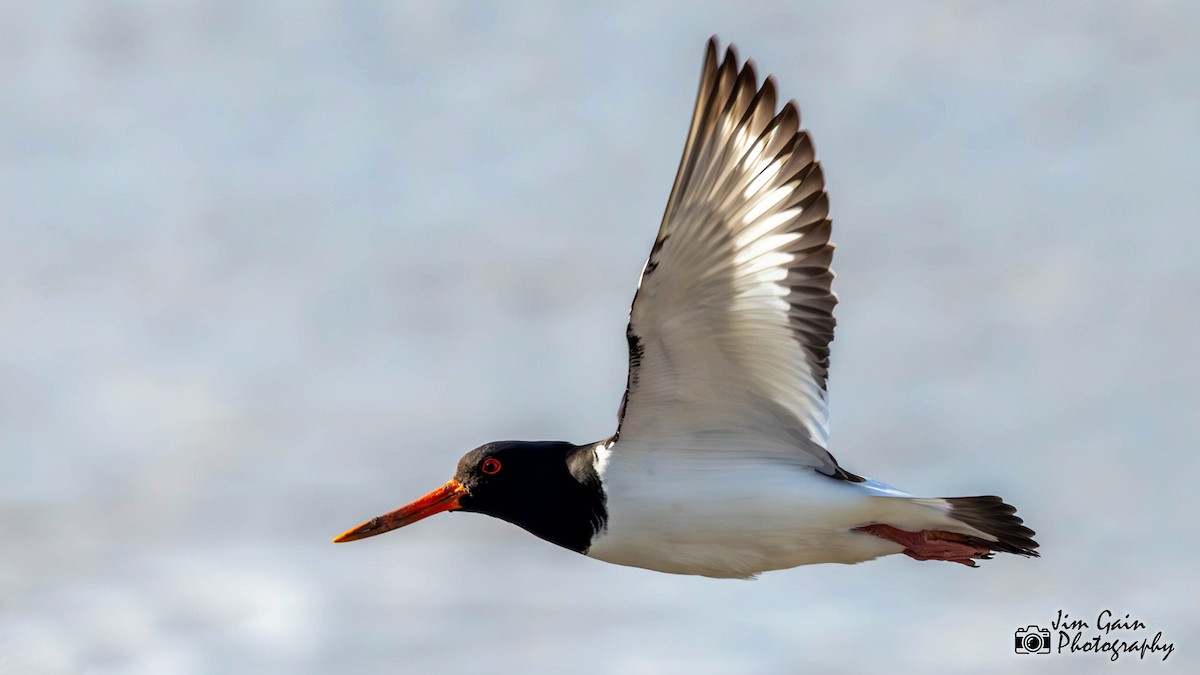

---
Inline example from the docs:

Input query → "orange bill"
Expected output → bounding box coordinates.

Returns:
[332,479,468,543]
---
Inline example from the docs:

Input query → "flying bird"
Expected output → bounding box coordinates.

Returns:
[333,38,1039,579]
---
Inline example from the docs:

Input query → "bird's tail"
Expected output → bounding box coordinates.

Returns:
[908,495,1040,557]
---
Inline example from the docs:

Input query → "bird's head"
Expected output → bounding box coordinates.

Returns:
[332,440,604,552]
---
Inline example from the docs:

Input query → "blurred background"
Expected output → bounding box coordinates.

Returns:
[3,1,1198,673]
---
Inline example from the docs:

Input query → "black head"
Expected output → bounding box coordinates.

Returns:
[333,440,607,554]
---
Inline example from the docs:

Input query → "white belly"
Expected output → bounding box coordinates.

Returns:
[586,455,904,579]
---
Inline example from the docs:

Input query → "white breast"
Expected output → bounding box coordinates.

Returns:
[586,441,905,579]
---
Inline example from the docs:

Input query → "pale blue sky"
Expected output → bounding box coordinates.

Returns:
[3,2,1198,673]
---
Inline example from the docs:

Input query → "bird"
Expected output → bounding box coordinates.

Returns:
[332,37,1039,579]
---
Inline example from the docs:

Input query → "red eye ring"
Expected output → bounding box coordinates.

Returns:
[481,457,502,475]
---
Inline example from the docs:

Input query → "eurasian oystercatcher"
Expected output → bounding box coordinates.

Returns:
[333,38,1039,578]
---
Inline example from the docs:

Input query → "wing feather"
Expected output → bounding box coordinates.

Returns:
[615,38,857,479]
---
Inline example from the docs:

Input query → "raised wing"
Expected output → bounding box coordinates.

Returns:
[615,38,856,479]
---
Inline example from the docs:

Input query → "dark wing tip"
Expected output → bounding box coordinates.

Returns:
[722,43,739,69]
[762,74,778,98]
[779,99,801,129]
[703,36,719,70]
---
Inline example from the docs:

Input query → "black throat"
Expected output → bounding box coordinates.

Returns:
[456,440,608,554]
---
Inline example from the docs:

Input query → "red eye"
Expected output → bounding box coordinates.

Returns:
[481,457,502,474]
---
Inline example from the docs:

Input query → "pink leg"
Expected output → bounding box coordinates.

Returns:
[855,524,993,567]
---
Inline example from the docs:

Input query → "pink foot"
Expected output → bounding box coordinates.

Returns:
[855,524,993,567]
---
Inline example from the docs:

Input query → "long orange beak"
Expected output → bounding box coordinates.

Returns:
[332,479,468,543]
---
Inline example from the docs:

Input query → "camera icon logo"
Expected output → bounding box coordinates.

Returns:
[1014,625,1052,655]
